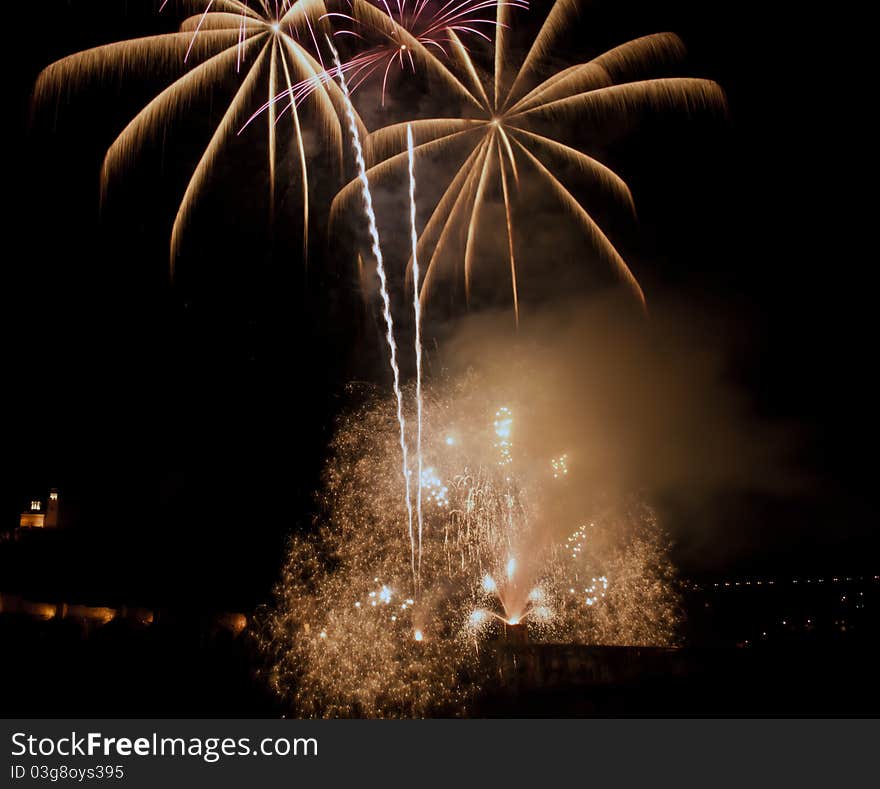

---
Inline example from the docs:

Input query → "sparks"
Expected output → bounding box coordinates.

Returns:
[260,381,681,717]
[494,407,513,465]
[332,0,725,321]
[287,0,529,107]
[328,36,418,596]
[551,454,568,479]
[35,1,349,274]
[409,122,426,589]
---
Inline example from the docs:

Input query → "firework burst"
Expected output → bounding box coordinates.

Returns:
[34,0,364,271]
[259,377,680,717]
[271,0,528,109]
[332,0,726,324]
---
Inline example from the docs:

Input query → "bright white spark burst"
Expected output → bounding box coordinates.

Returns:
[420,467,449,508]
[493,406,513,466]
[551,454,568,478]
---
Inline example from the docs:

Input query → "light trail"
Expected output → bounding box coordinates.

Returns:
[408,123,425,590]
[328,36,417,595]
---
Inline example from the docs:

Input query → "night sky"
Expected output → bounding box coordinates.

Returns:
[5,0,874,608]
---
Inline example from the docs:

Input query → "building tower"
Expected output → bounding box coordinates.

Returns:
[45,488,60,528]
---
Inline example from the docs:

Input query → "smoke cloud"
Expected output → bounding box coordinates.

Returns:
[428,291,806,567]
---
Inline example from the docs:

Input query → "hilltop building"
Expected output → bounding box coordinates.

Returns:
[19,489,61,529]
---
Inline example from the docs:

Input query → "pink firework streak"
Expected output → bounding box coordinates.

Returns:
[244,0,527,130]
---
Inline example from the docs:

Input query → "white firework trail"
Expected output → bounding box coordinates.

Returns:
[407,123,425,592]
[327,37,417,594]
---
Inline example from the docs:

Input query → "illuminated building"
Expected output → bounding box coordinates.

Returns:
[18,488,61,529]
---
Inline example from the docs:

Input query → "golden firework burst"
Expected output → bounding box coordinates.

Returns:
[34,0,367,272]
[332,0,726,323]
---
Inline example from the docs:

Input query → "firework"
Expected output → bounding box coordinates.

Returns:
[493,405,513,465]
[34,0,361,271]
[551,453,568,478]
[260,377,681,717]
[409,123,426,585]
[274,0,528,109]
[332,0,726,323]
[328,37,417,594]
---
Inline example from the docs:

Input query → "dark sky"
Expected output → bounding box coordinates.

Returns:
[4,1,875,605]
